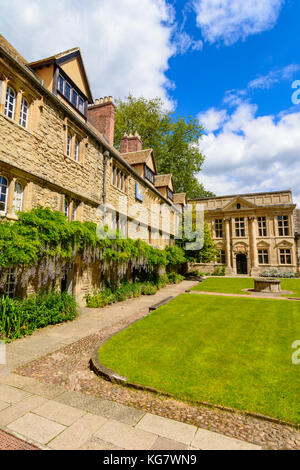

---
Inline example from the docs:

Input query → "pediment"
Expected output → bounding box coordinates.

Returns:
[257,240,270,248]
[222,196,258,211]
[275,240,294,248]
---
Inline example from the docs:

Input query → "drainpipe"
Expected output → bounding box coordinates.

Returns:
[102,150,111,224]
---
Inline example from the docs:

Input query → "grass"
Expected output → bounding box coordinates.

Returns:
[99,294,300,424]
[191,277,300,298]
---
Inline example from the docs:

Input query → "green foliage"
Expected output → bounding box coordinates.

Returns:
[181,222,217,264]
[0,208,185,272]
[214,266,226,276]
[114,94,214,198]
[260,268,296,278]
[85,272,184,308]
[0,290,78,342]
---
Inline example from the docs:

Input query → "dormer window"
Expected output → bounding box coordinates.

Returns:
[72,89,78,108]
[78,97,84,113]
[144,165,155,184]
[58,75,64,94]
[65,82,71,101]
[167,188,174,201]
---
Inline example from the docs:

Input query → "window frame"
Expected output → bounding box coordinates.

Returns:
[215,219,223,238]
[19,97,29,128]
[279,248,291,265]
[235,217,245,237]
[277,215,289,236]
[66,133,72,156]
[4,86,16,120]
[216,250,226,264]
[74,138,80,162]
[0,175,9,213]
[257,216,267,237]
[144,165,155,184]
[12,181,24,215]
[258,249,269,265]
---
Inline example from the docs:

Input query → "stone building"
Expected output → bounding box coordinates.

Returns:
[0,35,184,298]
[189,190,297,275]
[295,210,300,274]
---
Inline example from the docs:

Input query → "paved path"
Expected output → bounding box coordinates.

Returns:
[0,281,261,450]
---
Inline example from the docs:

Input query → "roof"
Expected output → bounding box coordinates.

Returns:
[173,193,186,205]
[0,35,28,68]
[121,149,153,165]
[155,174,173,188]
[28,47,93,103]
[189,189,292,202]
[28,47,80,67]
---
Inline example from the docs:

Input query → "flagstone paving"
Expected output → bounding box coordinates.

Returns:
[0,280,294,450]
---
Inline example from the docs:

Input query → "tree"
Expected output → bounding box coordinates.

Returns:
[114,95,214,199]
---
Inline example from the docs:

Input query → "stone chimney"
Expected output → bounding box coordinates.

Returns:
[120,131,143,153]
[87,96,115,146]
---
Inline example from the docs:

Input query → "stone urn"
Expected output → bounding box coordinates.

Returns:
[254,278,281,293]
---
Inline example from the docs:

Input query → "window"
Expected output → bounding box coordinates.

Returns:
[258,249,269,264]
[65,82,71,101]
[78,97,84,113]
[167,187,174,201]
[215,219,223,238]
[72,89,78,108]
[112,164,127,192]
[278,215,289,236]
[280,248,291,265]
[74,139,79,162]
[144,165,155,184]
[58,75,65,94]
[4,86,16,119]
[0,176,8,212]
[12,182,24,214]
[258,217,267,237]
[6,269,16,298]
[19,98,29,128]
[235,217,245,237]
[66,133,72,156]
[64,199,70,219]
[216,250,226,264]
[72,201,77,221]
[237,203,241,209]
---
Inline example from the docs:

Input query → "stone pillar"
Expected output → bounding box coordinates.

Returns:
[224,217,232,271]
[249,216,258,273]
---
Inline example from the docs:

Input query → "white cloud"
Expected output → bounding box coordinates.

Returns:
[192,0,285,45]
[1,0,175,106]
[173,31,203,55]
[249,64,300,89]
[198,107,228,132]
[198,102,300,206]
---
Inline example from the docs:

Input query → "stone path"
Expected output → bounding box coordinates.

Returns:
[0,281,262,450]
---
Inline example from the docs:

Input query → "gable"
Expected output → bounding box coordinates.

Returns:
[223,196,257,211]
[146,153,157,173]
[59,55,90,99]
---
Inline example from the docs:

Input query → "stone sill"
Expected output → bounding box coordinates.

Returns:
[1,112,35,137]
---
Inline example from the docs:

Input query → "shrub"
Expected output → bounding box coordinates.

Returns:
[0,291,78,342]
[260,268,296,278]
[167,272,185,284]
[214,266,226,276]
[141,283,158,295]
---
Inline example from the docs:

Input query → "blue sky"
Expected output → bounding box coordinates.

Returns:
[1,0,300,203]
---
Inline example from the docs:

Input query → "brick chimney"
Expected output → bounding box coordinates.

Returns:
[120,132,143,153]
[87,96,115,146]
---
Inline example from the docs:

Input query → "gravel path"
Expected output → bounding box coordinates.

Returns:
[17,308,300,450]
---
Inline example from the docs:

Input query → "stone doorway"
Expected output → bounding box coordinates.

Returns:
[236,254,247,274]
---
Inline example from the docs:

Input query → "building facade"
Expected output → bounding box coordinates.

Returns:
[189,191,297,275]
[0,35,184,299]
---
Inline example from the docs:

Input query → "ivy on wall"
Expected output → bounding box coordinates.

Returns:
[0,207,186,290]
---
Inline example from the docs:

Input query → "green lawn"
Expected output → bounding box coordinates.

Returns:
[191,277,300,298]
[99,294,300,424]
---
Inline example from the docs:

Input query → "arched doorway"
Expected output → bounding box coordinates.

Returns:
[236,254,247,274]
